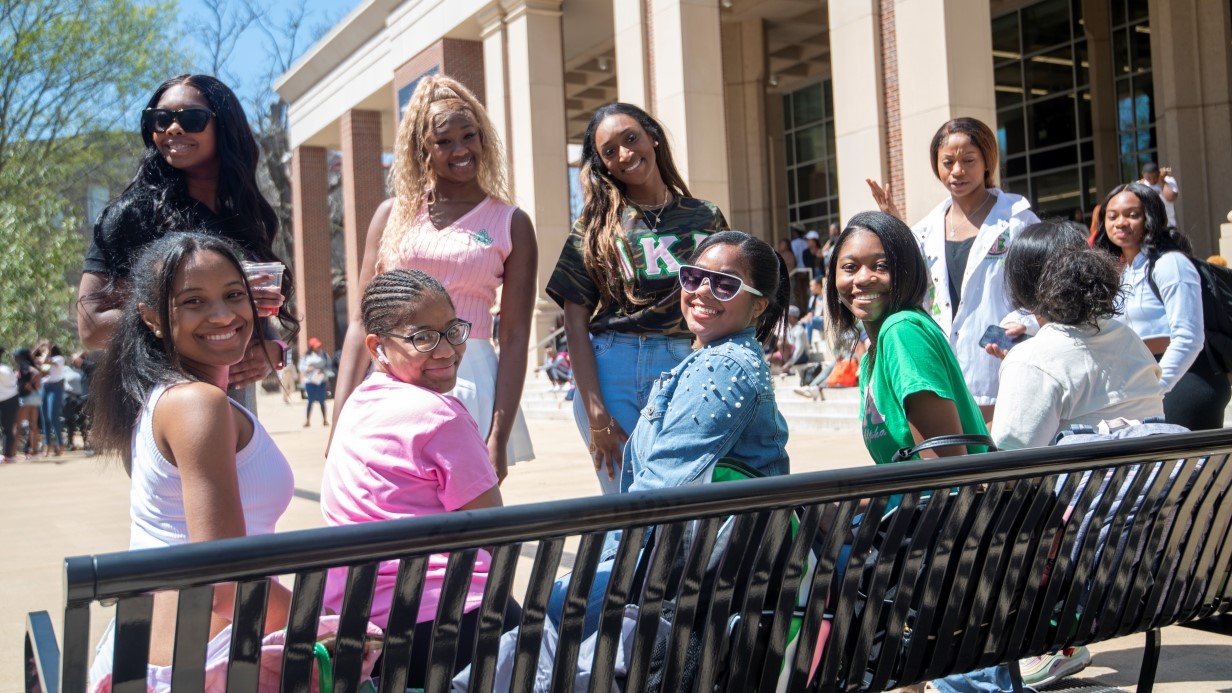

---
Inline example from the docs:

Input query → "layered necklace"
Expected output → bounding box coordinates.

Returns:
[946,191,995,239]
[631,188,672,233]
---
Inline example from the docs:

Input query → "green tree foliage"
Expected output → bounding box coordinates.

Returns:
[0,0,180,349]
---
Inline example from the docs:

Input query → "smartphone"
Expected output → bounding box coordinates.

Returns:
[978,324,1027,351]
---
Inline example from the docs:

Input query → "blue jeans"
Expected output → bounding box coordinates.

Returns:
[304,382,328,421]
[572,332,694,494]
[40,380,64,448]
[931,665,1033,692]
[546,557,616,640]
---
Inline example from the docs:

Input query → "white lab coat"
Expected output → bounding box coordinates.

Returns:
[914,188,1040,406]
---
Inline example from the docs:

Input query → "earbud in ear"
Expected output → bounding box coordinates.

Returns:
[654,141,660,147]
[376,345,391,367]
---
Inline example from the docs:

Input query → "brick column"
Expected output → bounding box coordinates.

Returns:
[340,109,386,320]
[291,145,334,357]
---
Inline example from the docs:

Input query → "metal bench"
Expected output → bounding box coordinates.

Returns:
[25,428,1232,693]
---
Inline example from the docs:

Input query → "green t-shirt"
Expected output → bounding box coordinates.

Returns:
[859,309,988,465]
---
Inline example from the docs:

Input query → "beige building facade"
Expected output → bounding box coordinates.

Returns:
[276,0,1232,354]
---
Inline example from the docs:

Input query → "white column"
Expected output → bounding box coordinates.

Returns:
[477,6,511,169]
[894,0,996,221]
[831,0,888,225]
[502,0,571,347]
[648,0,730,214]
[612,0,649,107]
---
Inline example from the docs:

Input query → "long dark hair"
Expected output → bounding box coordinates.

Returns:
[118,75,295,334]
[578,103,692,309]
[825,211,929,353]
[89,233,270,473]
[1092,182,1191,264]
[1006,220,1122,328]
[691,231,790,346]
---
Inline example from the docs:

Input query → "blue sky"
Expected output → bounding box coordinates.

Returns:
[178,0,360,108]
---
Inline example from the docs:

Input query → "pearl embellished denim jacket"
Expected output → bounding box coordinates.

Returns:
[621,328,790,494]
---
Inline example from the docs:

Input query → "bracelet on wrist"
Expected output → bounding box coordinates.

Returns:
[589,416,615,435]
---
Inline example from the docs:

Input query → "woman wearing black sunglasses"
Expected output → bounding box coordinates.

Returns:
[77,74,294,408]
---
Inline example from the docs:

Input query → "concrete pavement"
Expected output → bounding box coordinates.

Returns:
[2,387,1229,692]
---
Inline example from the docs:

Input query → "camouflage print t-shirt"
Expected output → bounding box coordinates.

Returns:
[546,197,728,337]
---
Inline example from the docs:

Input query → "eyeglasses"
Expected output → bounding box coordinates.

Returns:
[142,107,216,134]
[678,264,764,301]
[382,320,471,353]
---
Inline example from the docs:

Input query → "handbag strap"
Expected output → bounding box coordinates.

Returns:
[891,434,996,463]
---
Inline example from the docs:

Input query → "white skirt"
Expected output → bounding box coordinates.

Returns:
[452,339,535,464]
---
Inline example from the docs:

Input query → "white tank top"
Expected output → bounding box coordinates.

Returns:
[128,382,294,550]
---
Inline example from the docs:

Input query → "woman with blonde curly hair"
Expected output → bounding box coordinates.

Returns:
[332,74,536,479]
[546,102,728,494]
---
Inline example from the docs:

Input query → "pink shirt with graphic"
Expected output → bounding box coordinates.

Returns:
[320,371,498,628]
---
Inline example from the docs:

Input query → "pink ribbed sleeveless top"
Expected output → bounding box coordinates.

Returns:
[383,197,515,339]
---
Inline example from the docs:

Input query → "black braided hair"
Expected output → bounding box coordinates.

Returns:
[361,269,454,335]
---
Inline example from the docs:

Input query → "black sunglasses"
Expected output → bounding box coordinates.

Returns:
[142,107,215,134]
[678,264,764,301]
[382,320,472,353]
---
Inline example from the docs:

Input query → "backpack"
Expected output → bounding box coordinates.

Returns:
[1147,254,1232,373]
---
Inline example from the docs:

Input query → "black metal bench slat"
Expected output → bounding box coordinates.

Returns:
[1107,460,1188,640]
[694,510,767,691]
[660,515,721,693]
[1078,464,1156,643]
[170,585,213,693]
[27,430,1232,693]
[549,531,602,693]
[1176,453,1232,620]
[588,525,646,691]
[1195,452,1232,619]
[424,548,478,692]
[820,494,891,688]
[910,485,978,683]
[468,542,521,693]
[756,504,824,693]
[1059,465,1138,647]
[279,569,326,693]
[225,578,270,693]
[332,562,378,693]
[1142,458,1206,631]
[866,490,947,691]
[26,611,61,693]
[1028,470,1103,653]
[625,519,687,693]
[1097,462,1179,642]
[509,536,563,693]
[375,554,428,693]
[786,501,856,693]
[728,506,794,690]
[112,594,154,693]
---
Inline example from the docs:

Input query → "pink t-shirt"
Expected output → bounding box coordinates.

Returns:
[320,371,499,628]
[380,196,515,339]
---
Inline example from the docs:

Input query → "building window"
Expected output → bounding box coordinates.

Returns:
[783,80,838,230]
[1111,0,1155,182]
[992,0,1097,218]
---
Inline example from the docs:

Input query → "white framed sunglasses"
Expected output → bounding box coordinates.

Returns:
[677,264,764,301]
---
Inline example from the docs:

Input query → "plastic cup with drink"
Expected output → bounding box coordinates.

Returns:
[241,261,285,318]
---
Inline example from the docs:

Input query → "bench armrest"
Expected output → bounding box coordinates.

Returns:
[25,611,60,693]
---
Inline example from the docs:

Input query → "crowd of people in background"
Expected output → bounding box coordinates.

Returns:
[25,65,1223,692]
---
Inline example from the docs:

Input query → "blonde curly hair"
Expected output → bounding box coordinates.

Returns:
[379,75,511,271]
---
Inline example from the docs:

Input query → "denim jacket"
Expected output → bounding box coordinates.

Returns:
[622,328,789,493]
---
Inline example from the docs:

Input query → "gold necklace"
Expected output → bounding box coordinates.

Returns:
[634,188,672,232]
[947,191,995,239]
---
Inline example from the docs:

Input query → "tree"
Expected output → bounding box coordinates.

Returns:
[0,0,181,348]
